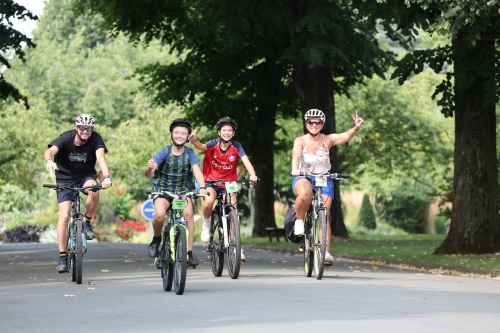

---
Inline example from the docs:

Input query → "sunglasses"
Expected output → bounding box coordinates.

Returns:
[307,120,323,126]
[77,126,93,132]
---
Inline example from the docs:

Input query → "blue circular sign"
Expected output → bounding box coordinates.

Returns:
[141,199,155,221]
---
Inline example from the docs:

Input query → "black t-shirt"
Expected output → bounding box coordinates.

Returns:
[48,130,108,181]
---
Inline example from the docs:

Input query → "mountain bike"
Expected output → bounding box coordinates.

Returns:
[146,189,208,295]
[297,172,350,280]
[43,183,103,284]
[205,178,256,279]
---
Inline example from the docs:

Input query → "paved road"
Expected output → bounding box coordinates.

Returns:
[1,242,499,333]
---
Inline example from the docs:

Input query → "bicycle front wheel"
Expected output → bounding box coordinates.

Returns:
[210,213,224,277]
[74,219,84,284]
[313,209,327,280]
[173,227,187,295]
[226,210,241,279]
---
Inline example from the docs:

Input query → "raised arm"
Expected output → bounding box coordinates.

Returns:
[188,130,207,151]
[326,110,364,147]
[144,153,158,177]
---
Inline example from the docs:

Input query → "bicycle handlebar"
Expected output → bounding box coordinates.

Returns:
[43,183,104,192]
[145,189,210,197]
[205,178,259,186]
[293,171,351,180]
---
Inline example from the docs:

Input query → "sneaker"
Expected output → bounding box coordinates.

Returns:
[240,249,246,263]
[294,220,304,236]
[325,252,334,263]
[201,222,210,242]
[187,253,199,267]
[85,221,95,240]
[148,238,161,258]
[57,257,68,273]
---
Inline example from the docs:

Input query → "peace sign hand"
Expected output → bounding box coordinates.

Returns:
[351,110,364,130]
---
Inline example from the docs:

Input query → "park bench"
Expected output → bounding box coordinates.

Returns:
[265,227,288,242]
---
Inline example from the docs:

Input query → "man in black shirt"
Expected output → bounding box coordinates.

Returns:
[44,114,112,272]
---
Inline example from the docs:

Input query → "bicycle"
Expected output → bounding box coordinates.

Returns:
[205,178,255,279]
[43,183,103,284]
[296,172,349,280]
[146,189,208,295]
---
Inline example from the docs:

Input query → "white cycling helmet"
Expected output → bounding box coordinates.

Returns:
[75,114,96,126]
[304,109,326,122]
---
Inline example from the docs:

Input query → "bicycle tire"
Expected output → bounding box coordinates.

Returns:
[313,209,327,279]
[69,254,76,282]
[303,214,313,277]
[160,243,173,291]
[210,212,224,277]
[173,226,187,295]
[226,210,241,279]
[75,219,84,284]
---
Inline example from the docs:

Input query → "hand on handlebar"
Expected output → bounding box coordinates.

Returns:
[249,175,258,183]
[290,169,301,177]
[101,178,112,189]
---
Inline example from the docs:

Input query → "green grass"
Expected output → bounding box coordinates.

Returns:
[242,234,500,272]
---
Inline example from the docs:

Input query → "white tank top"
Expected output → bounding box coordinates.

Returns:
[300,135,331,174]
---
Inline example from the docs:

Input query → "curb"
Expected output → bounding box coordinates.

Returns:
[241,245,500,279]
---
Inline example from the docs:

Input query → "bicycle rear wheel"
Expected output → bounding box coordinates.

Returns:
[313,209,327,279]
[303,215,313,277]
[69,254,76,282]
[173,226,187,295]
[226,210,241,279]
[210,213,224,277]
[160,243,173,291]
[74,219,84,284]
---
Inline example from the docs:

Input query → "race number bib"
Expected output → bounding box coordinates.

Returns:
[172,196,187,210]
[315,176,327,187]
[225,181,239,193]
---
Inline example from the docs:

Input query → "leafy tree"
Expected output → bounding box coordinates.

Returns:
[359,194,376,229]
[0,0,37,107]
[390,0,499,254]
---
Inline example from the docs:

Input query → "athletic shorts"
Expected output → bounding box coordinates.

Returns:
[292,176,334,199]
[153,193,174,204]
[56,175,97,203]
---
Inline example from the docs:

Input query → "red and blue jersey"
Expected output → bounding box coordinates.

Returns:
[202,139,246,186]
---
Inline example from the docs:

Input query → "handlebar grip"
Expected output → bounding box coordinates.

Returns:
[145,190,153,194]
[43,184,56,188]
[332,173,350,179]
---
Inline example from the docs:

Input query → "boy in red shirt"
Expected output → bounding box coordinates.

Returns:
[188,117,258,260]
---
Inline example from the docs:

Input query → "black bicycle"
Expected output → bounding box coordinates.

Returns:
[43,183,103,284]
[146,189,208,295]
[205,178,255,279]
[296,172,349,280]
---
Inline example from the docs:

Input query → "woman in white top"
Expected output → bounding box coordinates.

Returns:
[291,109,364,262]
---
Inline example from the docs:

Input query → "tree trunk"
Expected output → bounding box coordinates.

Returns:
[251,56,282,237]
[292,62,349,238]
[434,30,499,254]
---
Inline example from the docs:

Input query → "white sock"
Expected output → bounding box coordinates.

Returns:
[203,218,210,225]
[295,219,304,224]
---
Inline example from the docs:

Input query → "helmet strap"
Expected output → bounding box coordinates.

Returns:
[171,133,187,149]
[76,132,88,143]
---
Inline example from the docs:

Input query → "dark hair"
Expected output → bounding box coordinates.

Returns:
[170,118,192,134]
[216,116,237,130]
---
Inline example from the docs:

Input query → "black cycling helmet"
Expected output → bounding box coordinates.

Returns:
[169,118,192,134]
[216,116,237,130]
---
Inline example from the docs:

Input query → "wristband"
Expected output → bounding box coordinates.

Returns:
[103,175,112,181]
[199,186,206,189]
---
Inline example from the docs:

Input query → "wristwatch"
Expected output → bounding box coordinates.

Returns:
[103,175,112,181]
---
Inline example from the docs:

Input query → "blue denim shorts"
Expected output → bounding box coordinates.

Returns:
[292,176,334,199]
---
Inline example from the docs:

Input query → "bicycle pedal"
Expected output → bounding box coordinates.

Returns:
[325,262,333,267]
[187,265,196,269]
[240,259,245,263]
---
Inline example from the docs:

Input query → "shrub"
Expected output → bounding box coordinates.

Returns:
[359,194,376,229]
[3,225,48,243]
[115,220,147,241]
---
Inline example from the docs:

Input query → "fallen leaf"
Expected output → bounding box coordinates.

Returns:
[178,305,185,308]
[101,269,109,272]
[87,288,95,290]
[88,281,95,285]
[64,294,75,297]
